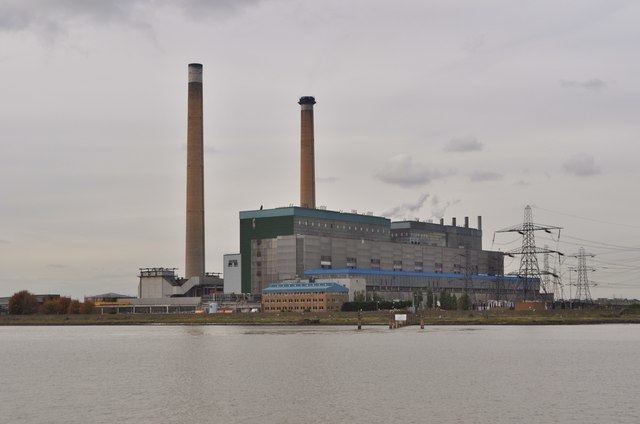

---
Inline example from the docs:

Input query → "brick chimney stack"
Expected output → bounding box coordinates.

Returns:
[299,96,316,209]
[185,63,205,278]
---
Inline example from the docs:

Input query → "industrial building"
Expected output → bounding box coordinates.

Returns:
[223,254,241,294]
[137,268,222,299]
[240,207,522,300]
[137,64,224,303]
[235,94,542,303]
[92,296,202,315]
[262,282,349,312]
[135,67,536,307]
[305,269,535,302]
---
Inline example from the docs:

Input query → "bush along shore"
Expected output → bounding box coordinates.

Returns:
[1,307,640,326]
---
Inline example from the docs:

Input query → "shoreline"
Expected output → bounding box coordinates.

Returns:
[1,309,639,326]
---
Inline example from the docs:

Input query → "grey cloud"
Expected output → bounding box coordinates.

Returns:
[175,0,263,20]
[514,180,530,186]
[563,154,601,176]
[444,136,483,152]
[469,171,503,182]
[0,1,143,34]
[317,176,339,183]
[0,0,260,35]
[205,145,219,155]
[463,33,487,53]
[382,193,429,220]
[0,239,11,244]
[45,263,69,269]
[375,154,453,187]
[560,78,607,91]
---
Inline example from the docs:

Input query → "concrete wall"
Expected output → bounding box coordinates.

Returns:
[250,234,503,293]
[223,253,242,294]
[315,277,366,301]
[139,276,174,298]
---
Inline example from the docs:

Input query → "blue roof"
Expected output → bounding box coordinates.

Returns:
[263,282,349,294]
[304,268,536,283]
[240,207,389,226]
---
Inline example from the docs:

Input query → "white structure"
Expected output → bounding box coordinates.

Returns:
[137,268,221,299]
[315,277,366,302]
[223,254,242,294]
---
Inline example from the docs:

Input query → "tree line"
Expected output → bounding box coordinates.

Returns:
[423,289,472,310]
[344,289,473,311]
[7,290,95,315]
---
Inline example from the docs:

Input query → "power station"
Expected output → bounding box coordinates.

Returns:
[137,63,545,308]
[137,64,222,301]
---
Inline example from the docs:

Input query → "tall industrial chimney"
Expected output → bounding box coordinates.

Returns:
[185,63,205,279]
[299,96,316,209]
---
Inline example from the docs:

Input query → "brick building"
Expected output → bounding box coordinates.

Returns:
[262,282,349,312]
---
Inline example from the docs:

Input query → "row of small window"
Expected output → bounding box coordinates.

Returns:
[265,306,326,311]
[392,232,442,239]
[320,258,441,268]
[297,220,388,234]
[264,298,324,302]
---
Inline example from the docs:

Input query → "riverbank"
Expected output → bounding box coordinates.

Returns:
[1,308,639,326]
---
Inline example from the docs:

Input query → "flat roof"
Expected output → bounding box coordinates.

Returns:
[240,207,389,226]
[391,221,481,234]
[305,268,535,283]
[87,292,135,298]
[263,282,349,294]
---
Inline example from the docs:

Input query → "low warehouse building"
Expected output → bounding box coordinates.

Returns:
[305,268,539,302]
[262,282,349,312]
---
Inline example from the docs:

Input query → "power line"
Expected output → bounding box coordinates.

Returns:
[537,236,638,254]
[495,205,563,299]
[568,248,595,302]
[532,205,640,230]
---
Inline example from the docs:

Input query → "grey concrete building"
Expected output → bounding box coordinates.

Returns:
[239,207,504,295]
[223,253,242,294]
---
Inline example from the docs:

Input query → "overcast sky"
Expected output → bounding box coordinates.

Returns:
[1,0,639,299]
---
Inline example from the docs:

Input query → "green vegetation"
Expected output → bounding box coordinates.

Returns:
[8,291,39,315]
[439,292,457,310]
[425,290,434,309]
[458,293,472,311]
[341,300,412,312]
[1,308,639,326]
[7,291,94,316]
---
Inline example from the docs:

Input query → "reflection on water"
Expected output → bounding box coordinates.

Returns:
[1,325,639,424]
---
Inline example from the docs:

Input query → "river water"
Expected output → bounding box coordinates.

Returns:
[1,325,639,424]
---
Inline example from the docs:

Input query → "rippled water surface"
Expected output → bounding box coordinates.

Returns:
[1,324,639,423]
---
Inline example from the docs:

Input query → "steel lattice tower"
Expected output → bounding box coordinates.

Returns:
[543,245,551,293]
[495,205,563,300]
[544,244,565,300]
[571,247,595,302]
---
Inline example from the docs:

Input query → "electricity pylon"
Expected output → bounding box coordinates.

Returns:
[569,247,596,302]
[495,205,563,300]
[544,244,565,300]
